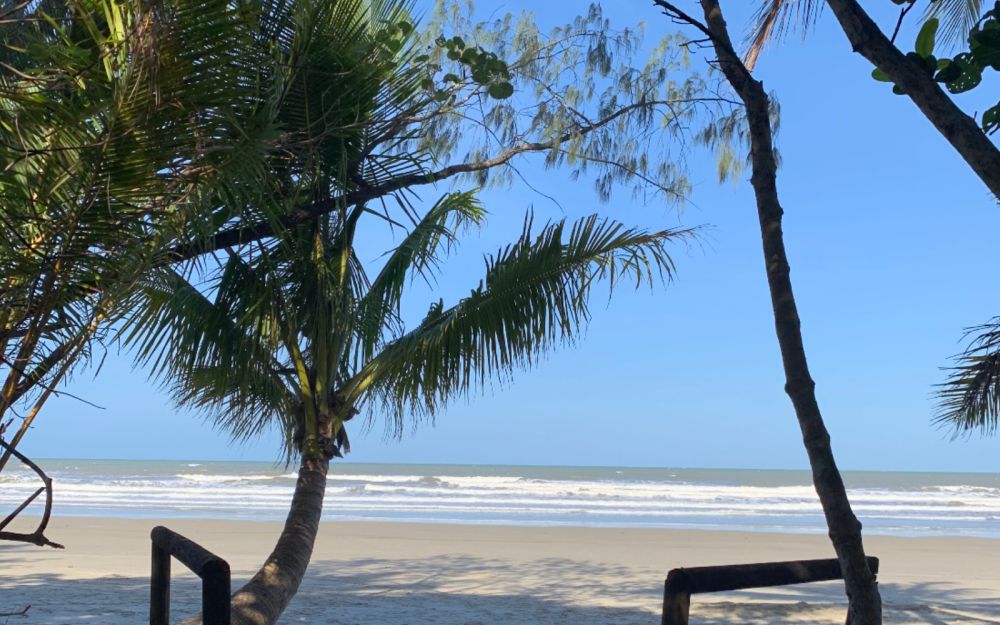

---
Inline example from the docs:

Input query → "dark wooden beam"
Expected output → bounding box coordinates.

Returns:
[662,557,879,625]
[665,556,879,594]
[150,526,231,625]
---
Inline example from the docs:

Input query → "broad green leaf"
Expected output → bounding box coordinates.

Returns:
[944,54,983,93]
[971,27,1000,68]
[916,17,939,57]
[487,82,514,99]
[982,102,1000,134]
[871,67,892,82]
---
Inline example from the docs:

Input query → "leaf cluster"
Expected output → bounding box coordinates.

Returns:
[403,2,729,202]
[0,0,275,418]
[873,3,1000,133]
[423,34,514,99]
[4,0,721,461]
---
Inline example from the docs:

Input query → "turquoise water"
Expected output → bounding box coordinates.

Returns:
[3,459,998,537]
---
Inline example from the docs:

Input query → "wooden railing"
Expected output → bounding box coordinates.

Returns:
[662,556,879,625]
[150,526,231,625]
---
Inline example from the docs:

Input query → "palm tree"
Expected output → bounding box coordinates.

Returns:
[0,0,279,544]
[1,0,440,529]
[126,193,686,625]
[2,0,718,553]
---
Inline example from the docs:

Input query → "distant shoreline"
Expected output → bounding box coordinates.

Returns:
[3,459,998,538]
[24,456,1000,476]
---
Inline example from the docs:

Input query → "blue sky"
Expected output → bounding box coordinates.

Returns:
[19,1,1000,472]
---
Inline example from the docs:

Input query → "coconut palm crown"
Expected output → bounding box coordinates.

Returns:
[126,193,686,463]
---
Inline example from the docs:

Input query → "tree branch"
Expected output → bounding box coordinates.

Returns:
[0,438,63,549]
[889,0,917,44]
[7,338,77,406]
[167,97,728,263]
[0,605,30,618]
[824,0,1000,200]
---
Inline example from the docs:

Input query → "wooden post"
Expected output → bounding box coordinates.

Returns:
[150,539,170,625]
[150,526,230,625]
[202,559,231,625]
[661,590,690,625]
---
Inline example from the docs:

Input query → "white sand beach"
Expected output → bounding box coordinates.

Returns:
[2,517,999,624]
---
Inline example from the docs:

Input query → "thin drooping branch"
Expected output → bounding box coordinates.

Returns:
[7,337,78,406]
[167,97,725,263]
[0,437,63,549]
[824,0,1000,200]
[889,0,917,44]
[0,605,31,618]
[0,320,97,474]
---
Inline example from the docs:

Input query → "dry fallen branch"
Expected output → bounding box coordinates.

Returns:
[0,438,63,549]
[0,605,30,618]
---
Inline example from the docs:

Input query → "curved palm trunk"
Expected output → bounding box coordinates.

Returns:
[182,456,329,625]
[695,2,882,623]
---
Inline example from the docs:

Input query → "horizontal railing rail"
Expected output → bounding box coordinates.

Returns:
[662,556,879,625]
[150,526,231,625]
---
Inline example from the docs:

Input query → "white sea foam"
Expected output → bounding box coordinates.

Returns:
[2,462,997,536]
[176,473,288,483]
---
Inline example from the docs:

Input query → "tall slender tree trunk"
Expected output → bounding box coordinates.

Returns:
[696,2,882,623]
[181,455,329,625]
[823,0,1000,200]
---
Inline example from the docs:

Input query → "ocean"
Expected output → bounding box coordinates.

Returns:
[2,460,998,537]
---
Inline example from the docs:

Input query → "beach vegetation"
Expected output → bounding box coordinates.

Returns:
[0,0,282,545]
[937,317,1000,436]
[3,0,727,621]
[128,197,687,625]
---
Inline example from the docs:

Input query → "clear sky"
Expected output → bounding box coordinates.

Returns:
[19,1,1000,472]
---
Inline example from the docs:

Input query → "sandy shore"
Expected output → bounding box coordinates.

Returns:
[2,517,999,624]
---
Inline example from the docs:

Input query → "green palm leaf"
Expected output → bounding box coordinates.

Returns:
[936,318,1000,436]
[924,0,986,49]
[744,0,985,68]
[123,265,295,443]
[354,190,485,364]
[342,214,691,436]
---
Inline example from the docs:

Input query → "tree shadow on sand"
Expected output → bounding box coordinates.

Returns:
[2,552,999,625]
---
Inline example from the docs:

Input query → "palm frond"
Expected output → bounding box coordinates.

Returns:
[122,265,294,442]
[744,0,822,71]
[354,190,485,364]
[342,214,692,437]
[936,317,1000,437]
[924,0,986,50]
